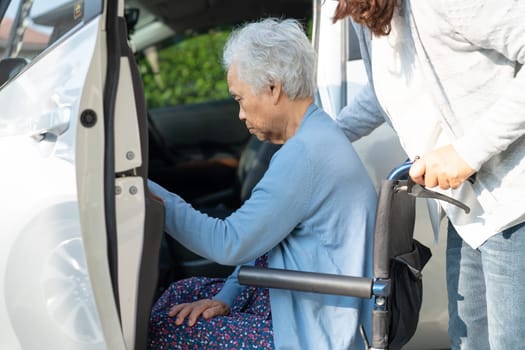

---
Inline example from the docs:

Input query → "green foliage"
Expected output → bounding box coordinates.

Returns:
[138,29,230,109]
[138,18,312,109]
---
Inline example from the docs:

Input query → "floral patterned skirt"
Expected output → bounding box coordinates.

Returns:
[148,256,273,349]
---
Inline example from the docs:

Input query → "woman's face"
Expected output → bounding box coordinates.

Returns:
[227,64,287,144]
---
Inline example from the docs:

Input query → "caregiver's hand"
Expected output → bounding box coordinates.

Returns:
[410,145,475,190]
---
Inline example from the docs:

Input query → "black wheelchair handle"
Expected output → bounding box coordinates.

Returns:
[388,162,471,214]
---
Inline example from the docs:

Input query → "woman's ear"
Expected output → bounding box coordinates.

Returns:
[271,81,282,105]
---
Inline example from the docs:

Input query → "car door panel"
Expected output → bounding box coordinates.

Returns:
[0,6,125,349]
[1,0,163,348]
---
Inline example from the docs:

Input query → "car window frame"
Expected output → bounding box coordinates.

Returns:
[0,0,103,84]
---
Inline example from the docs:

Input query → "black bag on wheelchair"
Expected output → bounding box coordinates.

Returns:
[388,238,431,349]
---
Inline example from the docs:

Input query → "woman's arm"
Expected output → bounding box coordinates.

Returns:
[336,82,387,142]
[147,140,313,266]
[212,265,245,306]
[438,0,525,170]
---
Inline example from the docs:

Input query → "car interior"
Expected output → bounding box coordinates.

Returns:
[124,0,313,297]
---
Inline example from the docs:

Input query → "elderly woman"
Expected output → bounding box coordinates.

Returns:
[147,18,377,349]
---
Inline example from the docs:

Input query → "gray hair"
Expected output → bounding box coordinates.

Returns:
[223,18,317,100]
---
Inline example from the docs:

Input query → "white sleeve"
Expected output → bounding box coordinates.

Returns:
[441,0,525,170]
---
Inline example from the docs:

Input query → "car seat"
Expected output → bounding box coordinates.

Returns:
[156,136,281,297]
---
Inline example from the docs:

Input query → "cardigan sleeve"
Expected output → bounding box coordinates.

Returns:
[147,139,313,266]
[212,265,245,307]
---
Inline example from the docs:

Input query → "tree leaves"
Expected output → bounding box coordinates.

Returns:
[138,29,231,109]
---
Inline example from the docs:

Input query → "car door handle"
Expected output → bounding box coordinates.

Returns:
[31,93,72,142]
[31,121,69,142]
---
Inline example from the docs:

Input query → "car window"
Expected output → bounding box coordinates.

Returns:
[0,0,102,64]
[135,20,312,109]
[136,27,231,109]
[0,0,103,138]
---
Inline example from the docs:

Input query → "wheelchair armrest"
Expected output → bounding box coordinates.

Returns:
[238,266,373,299]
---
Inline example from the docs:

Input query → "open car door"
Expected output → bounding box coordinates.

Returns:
[75,0,165,349]
[0,0,162,349]
[76,1,164,349]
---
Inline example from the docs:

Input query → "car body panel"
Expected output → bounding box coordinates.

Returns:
[1,0,161,348]
[0,12,113,350]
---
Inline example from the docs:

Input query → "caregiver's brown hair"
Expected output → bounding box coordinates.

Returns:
[332,0,398,36]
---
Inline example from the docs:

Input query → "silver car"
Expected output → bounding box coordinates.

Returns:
[0,0,449,348]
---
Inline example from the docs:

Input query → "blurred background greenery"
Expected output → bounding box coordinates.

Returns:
[137,19,312,109]
[137,29,230,109]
